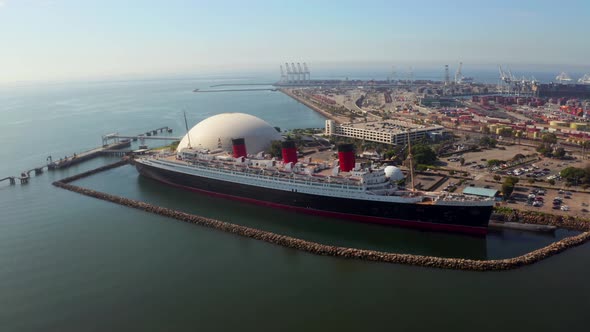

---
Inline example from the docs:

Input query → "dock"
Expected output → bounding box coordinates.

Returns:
[1,125,177,186]
[48,140,132,170]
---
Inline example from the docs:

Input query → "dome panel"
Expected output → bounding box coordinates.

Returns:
[176,113,282,154]
[384,166,405,181]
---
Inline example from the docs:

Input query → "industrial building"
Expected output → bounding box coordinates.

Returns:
[325,120,444,145]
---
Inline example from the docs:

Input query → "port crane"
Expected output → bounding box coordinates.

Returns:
[388,65,397,84]
[579,74,590,85]
[280,65,287,83]
[556,72,573,83]
[455,62,473,84]
[291,63,298,84]
[297,63,303,83]
[285,62,292,83]
[303,63,310,82]
[498,65,535,95]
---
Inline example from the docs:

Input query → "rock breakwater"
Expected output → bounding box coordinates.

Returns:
[53,160,590,271]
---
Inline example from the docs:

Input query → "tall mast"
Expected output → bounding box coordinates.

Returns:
[407,130,415,191]
[184,111,192,149]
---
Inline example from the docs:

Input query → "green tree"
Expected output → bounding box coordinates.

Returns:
[498,128,513,138]
[480,136,497,148]
[505,176,519,185]
[502,182,515,200]
[560,166,588,185]
[537,144,552,157]
[542,133,558,144]
[501,176,519,200]
[487,159,503,167]
[553,147,566,158]
[267,140,283,158]
[383,150,396,160]
[512,154,526,161]
[411,144,437,165]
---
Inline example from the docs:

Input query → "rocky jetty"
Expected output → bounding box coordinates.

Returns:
[53,160,590,272]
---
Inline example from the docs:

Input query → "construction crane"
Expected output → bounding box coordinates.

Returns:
[303,63,310,82]
[297,63,303,84]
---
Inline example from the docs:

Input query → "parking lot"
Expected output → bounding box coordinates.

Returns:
[504,187,589,216]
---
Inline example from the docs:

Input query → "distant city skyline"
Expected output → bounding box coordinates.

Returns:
[1,0,589,83]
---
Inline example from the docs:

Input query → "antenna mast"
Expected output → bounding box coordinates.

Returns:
[184,111,192,149]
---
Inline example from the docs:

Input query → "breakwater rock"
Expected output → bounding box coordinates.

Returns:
[53,160,590,272]
[59,159,130,184]
[495,208,590,231]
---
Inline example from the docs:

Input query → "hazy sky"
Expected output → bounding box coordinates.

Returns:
[1,0,589,83]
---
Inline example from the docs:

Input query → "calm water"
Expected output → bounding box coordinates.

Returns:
[1,77,589,331]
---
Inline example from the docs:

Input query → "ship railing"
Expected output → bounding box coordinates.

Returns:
[177,160,363,191]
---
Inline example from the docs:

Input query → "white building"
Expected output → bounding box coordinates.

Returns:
[177,113,282,154]
[325,120,443,145]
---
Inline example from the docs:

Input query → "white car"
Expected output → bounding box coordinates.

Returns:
[561,205,570,211]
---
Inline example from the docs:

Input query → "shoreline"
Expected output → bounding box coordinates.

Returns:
[279,88,344,124]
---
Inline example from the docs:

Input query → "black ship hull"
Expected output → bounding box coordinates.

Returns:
[136,162,492,235]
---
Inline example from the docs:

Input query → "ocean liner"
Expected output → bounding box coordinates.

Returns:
[134,114,494,235]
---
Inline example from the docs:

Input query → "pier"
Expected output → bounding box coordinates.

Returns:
[1,126,176,186]
[48,140,132,170]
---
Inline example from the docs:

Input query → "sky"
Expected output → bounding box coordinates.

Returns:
[1,0,589,83]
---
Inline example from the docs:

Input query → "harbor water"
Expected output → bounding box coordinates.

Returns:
[1,76,589,331]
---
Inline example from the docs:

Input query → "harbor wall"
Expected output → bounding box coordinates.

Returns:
[53,159,590,272]
[279,89,342,124]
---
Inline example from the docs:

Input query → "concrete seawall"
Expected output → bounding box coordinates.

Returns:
[53,160,590,272]
[279,89,342,124]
